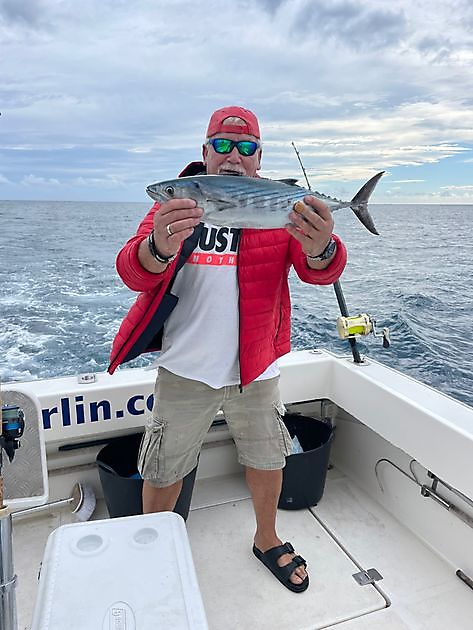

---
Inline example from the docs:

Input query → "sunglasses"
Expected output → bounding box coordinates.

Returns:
[207,138,260,157]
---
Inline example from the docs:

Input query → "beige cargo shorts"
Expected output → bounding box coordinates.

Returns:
[137,367,293,487]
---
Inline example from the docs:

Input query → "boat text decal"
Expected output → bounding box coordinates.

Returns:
[41,393,154,429]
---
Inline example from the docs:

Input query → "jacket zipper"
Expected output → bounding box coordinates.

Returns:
[237,230,243,393]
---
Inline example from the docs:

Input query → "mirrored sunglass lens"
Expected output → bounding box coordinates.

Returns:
[210,138,258,156]
[237,141,257,156]
[212,139,233,153]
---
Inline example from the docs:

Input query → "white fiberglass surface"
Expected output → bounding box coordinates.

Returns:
[186,498,386,629]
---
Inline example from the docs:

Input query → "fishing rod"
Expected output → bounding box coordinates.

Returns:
[291,142,389,362]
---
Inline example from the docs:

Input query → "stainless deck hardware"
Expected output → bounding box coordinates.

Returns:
[1,391,46,630]
[423,470,473,510]
[352,568,383,586]
[456,570,473,591]
[375,458,473,530]
[0,403,24,630]
[78,373,97,384]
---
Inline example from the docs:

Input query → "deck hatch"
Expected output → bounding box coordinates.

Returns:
[187,498,387,629]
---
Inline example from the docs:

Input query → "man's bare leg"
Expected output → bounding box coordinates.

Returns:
[142,479,183,513]
[246,467,307,584]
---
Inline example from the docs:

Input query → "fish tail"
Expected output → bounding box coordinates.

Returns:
[349,171,384,235]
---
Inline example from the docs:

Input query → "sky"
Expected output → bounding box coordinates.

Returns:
[1,0,473,204]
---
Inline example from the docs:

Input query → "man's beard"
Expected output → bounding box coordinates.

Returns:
[217,166,245,176]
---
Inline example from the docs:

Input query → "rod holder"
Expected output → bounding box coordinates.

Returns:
[0,507,17,630]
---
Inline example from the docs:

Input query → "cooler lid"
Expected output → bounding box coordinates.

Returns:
[31,511,208,630]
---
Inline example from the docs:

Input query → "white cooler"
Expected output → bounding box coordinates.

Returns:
[31,511,208,629]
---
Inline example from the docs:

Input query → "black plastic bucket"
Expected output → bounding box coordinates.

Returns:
[278,414,334,510]
[96,433,197,521]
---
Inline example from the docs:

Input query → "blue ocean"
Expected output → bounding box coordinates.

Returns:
[1,200,472,408]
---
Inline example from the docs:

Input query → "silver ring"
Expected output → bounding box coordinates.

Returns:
[166,223,173,236]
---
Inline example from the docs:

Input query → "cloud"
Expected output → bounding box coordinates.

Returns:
[0,0,45,27]
[261,98,473,183]
[21,174,61,186]
[1,0,473,201]
[440,185,473,191]
[71,175,128,189]
[127,147,152,154]
[290,0,407,51]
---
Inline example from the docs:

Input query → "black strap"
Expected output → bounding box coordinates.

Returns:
[167,222,204,292]
[117,222,204,366]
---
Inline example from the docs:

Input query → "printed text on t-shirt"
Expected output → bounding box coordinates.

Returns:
[188,225,240,266]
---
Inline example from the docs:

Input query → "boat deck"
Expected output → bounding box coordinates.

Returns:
[13,467,473,629]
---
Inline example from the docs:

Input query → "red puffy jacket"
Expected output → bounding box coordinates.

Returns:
[109,190,347,386]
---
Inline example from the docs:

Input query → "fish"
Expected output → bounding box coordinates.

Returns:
[146,171,384,234]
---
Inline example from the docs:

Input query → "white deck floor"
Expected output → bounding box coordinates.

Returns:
[12,468,473,629]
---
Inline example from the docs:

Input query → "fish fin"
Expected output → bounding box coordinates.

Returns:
[276,178,300,186]
[349,171,384,235]
[203,198,236,222]
[208,198,234,209]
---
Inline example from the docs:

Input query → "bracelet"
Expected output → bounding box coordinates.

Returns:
[306,238,337,262]
[147,230,177,264]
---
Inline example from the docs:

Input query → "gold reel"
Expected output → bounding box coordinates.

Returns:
[336,314,390,348]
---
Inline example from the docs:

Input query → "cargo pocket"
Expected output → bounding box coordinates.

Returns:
[137,416,165,480]
[274,400,293,457]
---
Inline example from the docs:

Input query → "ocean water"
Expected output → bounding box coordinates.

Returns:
[1,200,472,408]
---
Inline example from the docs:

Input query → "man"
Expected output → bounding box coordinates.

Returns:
[109,106,347,592]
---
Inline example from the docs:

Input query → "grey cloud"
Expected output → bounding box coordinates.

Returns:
[451,0,473,25]
[416,35,452,62]
[291,0,407,51]
[0,0,45,26]
[245,0,287,14]
[0,89,36,109]
[416,35,447,53]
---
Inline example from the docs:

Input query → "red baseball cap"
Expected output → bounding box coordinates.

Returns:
[206,106,261,139]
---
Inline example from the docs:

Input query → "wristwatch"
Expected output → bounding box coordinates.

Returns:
[306,238,337,261]
[147,230,177,264]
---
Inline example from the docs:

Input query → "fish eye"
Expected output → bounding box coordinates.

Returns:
[164,185,175,197]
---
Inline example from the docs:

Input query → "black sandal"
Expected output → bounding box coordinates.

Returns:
[252,541,309,593]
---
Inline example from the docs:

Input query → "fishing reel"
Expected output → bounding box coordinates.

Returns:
[336,314,390,349]
[1,405,25,464]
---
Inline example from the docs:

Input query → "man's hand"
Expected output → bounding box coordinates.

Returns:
[139,198,203,273]
[286,196,334,261]
[153,198,204,258]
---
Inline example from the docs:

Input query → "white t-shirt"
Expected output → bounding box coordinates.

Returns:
[156,223,279,388]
